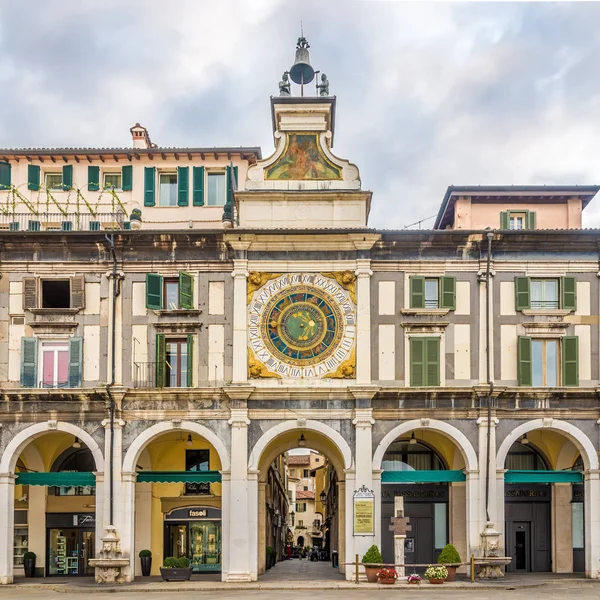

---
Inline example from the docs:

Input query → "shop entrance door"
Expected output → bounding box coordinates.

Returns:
[48,528,95,576]
[508,522,531,572]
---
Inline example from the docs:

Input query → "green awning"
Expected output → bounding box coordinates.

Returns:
[136,471,222,484]
[505,470,583,483]
[382,470,466,483]
[16,472,95,486]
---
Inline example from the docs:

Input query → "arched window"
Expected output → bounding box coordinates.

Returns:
[50,448,95,496]
[506,442,548,471]
[382,440,446,471]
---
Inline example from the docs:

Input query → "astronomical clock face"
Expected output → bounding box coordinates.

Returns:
[248,273,356,379]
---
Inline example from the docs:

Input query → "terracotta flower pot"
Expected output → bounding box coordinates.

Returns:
[364,566,379,583]
[428,578,445,584]
[379,578,395,584]
[445,565,457,582]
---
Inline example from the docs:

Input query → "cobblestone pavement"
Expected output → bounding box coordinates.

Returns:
[1,583,600,599]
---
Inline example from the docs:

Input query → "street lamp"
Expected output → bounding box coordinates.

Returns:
[319,490,326,504]
[298,433,306,447]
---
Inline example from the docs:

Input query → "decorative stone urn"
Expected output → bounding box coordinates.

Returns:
[476,522,512,579]
[88,526,130,583]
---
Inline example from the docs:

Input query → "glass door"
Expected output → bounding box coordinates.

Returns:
[167,524,188,558]
[48,528,79,576]
[80,530,95,575]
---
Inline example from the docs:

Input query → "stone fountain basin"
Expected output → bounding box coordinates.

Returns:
[89,558,130,567]
[474,557,512,579]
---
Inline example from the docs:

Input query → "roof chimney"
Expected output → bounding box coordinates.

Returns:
[130,123,153,149]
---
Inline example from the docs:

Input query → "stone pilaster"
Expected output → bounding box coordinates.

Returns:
[0,473,16,584]
[584,469,600,578]
[230,250,250,384]
[354,259,372,384]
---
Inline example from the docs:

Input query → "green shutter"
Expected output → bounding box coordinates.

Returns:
[20,337,38,388]
[179,271,194,309]
[425,338,440,386]
[62,165,73,190]
[28,165,40,191]
[517,336,532,386]
[122,165,133,191]
[68,337,83,387]
[192,166,205,206]
[562,276,577,311]
[144,167,156,206]
[187,335,194,388]
[146,273,163,309]
[156,334,166,388]
[562,336,579,387]
[500,211,509,229]
[527,211,536,230]
[0,162,11,190]
[88,166,99,191]
[409,276,425,309]
[410,338,424,387]
[177,166,189,206]
[440,276,456,310]
[515,276,530,311]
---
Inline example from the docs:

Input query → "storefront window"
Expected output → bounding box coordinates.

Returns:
[572,503,584,549]
[14,527,28,567]
[434,503,447,549]
[506,442,548,471]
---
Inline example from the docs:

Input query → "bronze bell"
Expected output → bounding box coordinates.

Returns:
[289,37,315,85]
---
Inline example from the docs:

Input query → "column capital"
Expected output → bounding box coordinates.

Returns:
[224,386,254,403]
[101,418,126,429]
[349,386,380,404]
[476,417,499,426]
[0,473,16,484]
[232,268,249,279]
[228,407,251,427]
[584,469,600,481]
[93,471,105,483]
[121,471,138,483]
[352,407,375,427]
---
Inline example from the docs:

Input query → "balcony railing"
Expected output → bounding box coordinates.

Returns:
[133,362,156,389]
[0,211,126,232]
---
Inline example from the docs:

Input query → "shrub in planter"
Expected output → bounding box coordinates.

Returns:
[361,545,383,583]
[376,567,398,585]
[23,551,36,578]
[424,564,448,584]
[139,549,152,577]
[160,556,192,581]
[438,544,461,582]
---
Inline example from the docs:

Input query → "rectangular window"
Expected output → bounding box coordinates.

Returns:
[45,173,63,190]
[103,173,122,190]
[298,520,303,527]
[207,172,225,206]
[290,469,295,476]
[410,337,440,387]
[159,172,178,206]
[530,279,559,310]
[146,272,194,310]
[531,339,559,386]
[303,469,310,478]
[425,278,439,309]
[296,502,306,512]
[410,276,455,309]
[434,503,447,549]
[41,280,71,309]
[510,213,525,230]
[41,341,69,388]
[165,339,189,387]
[185,449,210,495]
[164,279,179,310]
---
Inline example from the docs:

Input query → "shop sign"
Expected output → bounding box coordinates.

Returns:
[505,484,550,501]
[165,506,222,521]
[76,514,95,527]
[382,484,449,502]
[353,485,375,536]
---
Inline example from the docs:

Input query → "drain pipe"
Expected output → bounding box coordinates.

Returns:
[484,230,495,523]
[105,233,121,526]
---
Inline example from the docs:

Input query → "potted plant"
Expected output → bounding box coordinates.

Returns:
[160,557,192,581]
[407,573,421,585]
[424,564,448,584]
[23,551,36,578]
[376,567,398,585]
[361,545,383,583]
[139,549,152,577]
[438,543,462,582]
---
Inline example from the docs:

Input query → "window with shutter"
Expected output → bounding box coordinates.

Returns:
[515,276,530,311]
[28,165,40,191]
[192,166,205,206]
[121,165,133,191]
[562,336,579,387]
[20,337,38,388]
[409,276,425,309]
[425,337,440,386]
[88,166,100,191]
[517,336,532,386]
[156,334,166,387]
[146,273,163,310]
[68,337,83,387]
[500,211,509,229]
[410,337,440,387]
[70,276,85,310]
[440,276,456,310]
[62,165,73,191]
[527,211,536,230]
[144,167,156,206]
[179,272,194,309]
[0,162,11,190]
[561,276,577,311]
[177,166,189,206]
[187,335,194,388]
[23,278,38,309]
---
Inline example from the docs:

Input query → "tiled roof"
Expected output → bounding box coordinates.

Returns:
[287,455,310,465]
[296,490,315,500]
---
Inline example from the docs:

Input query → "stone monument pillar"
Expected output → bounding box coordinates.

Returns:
[389,496,411,577]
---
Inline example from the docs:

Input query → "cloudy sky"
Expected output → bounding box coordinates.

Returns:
[1,1,599,229]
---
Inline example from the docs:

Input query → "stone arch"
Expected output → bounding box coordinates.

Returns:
[496,419,598,472]
[122,420,230,473]
[0,421,104,473]
[248,419,353,475]
[372,419,478,472]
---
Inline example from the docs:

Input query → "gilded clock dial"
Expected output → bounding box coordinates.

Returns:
[248,273,356,379]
